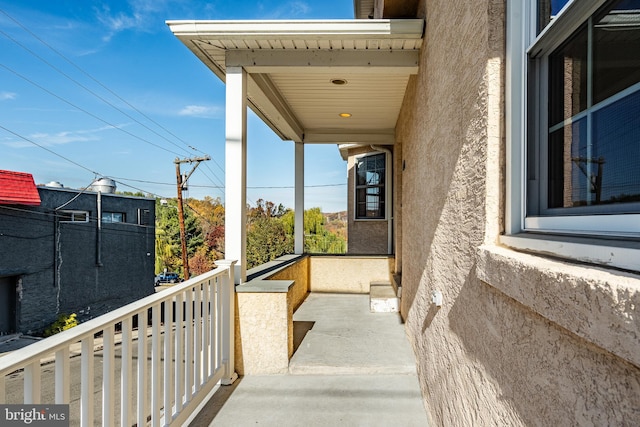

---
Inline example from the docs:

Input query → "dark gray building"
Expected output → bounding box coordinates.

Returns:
[0,173,155,335]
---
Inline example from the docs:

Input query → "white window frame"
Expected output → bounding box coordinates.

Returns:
[58,210,89,223]
[505,0,640,271]
[354,152,388,221]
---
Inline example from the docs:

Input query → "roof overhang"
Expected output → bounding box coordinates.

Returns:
[0,170,41,206]
[167,19,424,145]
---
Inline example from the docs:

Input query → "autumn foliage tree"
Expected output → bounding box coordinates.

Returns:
[155,197,346,279]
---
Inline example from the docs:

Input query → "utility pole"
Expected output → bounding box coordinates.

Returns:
[175,155,210,280]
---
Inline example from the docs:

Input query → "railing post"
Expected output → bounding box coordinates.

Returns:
[216,259,238,385]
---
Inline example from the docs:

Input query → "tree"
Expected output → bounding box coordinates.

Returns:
[155,197,345,276]
[281,207,347,254]
[155,198,204,276]
[187,197,225,271]
[246,200,293,269]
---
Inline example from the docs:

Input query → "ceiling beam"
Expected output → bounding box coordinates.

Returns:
[303,129,395,144]
[247,73,304,141]
[226,49,419,74]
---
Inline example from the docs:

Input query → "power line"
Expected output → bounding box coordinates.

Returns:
[0,124,102,176]
[0,8,227,199]
[0,7,209,158]
[0,204,155,234]
[0,27,194,157]
[1,9,340,202]
[3,120,340,211]
[0,124,177,202]
[1,7,228,178]
[0,63,185,157]
[109,175,346,189]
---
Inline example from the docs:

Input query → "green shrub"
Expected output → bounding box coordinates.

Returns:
[44,313,78,337]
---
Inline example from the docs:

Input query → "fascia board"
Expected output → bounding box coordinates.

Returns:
[166,19,424,40]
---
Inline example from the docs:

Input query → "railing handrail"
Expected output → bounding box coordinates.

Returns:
[0,263,230,378]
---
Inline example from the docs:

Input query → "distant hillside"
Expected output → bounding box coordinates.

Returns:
[323,211,347,240]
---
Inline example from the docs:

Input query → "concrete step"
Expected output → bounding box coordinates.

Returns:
[370,281,399,313]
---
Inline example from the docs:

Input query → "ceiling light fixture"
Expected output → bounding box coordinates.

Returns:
[339,113,352,118]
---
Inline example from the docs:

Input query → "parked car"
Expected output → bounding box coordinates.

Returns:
[155,272,181,285]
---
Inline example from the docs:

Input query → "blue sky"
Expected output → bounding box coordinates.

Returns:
[0,0,353,212]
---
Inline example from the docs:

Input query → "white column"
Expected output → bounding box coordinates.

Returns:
[294,141,304,254]
[225,66,248,283]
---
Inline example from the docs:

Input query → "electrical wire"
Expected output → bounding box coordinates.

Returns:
[0,8,208,157]
[0,204,155,234]
[0,8,235,198]
[0,10,346,202]
[0,64,185,156]
[0,27,195,157]
[0,124,102,176]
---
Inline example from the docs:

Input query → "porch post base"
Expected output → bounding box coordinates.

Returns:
[221,372,239,386]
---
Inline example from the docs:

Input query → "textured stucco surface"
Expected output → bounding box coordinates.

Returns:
[395,0,640,425]
[235,292,289,375]
[267,256,310,312]
[234,256,310,374]
[478,245,640,368]
[309,256,394,293]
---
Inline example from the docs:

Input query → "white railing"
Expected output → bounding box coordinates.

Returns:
[0,260,237,427]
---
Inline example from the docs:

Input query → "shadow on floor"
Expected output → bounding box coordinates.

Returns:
[292,321,315,355]
[188,378,243,427]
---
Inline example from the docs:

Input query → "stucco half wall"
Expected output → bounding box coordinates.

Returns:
[395,0,640,425]
[310,256,394,293]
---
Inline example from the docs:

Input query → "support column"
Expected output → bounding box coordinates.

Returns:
[224,66,247,283]
[294,141,304,254]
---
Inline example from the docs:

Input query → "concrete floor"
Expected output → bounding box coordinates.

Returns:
[190,293,429,426]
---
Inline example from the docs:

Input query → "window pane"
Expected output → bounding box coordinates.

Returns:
[593,0,640,104]
[59,211,89,222]
[74,212,88,222]
[356,159,368,186]
[548,117,588,208]
[102,212,125,223]
[355,153,386,219]
[592,89,640,205]
[547,90,640,209]
[549,24,588,127]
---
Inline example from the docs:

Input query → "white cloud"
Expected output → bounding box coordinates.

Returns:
[178,105,222,118]
[0,92,17,101]
[95,0,168,41]
[4,124,123,148]
[288,1,311,16]
[266,1,311,19]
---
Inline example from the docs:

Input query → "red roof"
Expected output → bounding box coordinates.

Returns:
[0,170,41,206]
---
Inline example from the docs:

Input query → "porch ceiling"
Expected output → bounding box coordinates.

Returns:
[167,19,424,145]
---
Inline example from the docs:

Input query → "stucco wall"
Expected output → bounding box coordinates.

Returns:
[310,256,394,293]
[267,255,310,312]
[234,256,309,374]
[396,0,640,425]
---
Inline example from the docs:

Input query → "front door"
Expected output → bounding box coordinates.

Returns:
[0,276,16,334]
